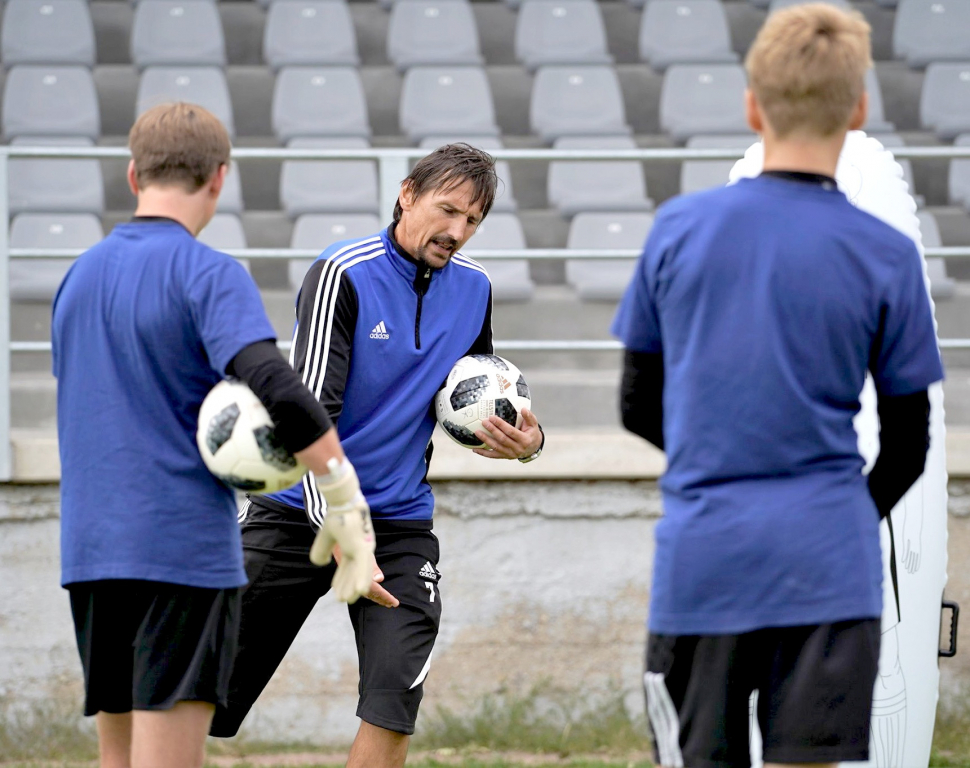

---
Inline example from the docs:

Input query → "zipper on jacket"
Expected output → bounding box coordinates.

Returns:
[414,267,431,349]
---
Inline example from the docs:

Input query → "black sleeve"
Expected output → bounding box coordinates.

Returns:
[867,389,931,518]
[465,286,493,355]
[619,350,664,450]
[226,340,332,454]
[289,263,359,423]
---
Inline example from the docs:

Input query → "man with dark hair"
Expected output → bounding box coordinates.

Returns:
[211,143,544,768]
[53,102,373,768]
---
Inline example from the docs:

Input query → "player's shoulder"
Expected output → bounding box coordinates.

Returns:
[653,184,736,229]
[449,251,491,284]
[318,232,387,269]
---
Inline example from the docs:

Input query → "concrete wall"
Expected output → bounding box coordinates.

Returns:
[1,482,968,744]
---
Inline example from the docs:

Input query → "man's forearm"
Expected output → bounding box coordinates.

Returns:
[868,389,931,518]
[620,350,664,450]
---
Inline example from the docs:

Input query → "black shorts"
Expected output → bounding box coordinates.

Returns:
[644,619,881,768]
[68,579,241,717]
[209,496,442,738]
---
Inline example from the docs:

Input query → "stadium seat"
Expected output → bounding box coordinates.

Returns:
[548,136,653,216]
[137,67,235,138]
[920,62,970,140]
[917,211,956,301]
[863,68,895,134]
[263,0,359,70]
[218,162,244,215]
[400,67,500,143]
[461,213,534,302]
[875,0,897,6]
[1,0,95,68]
[530,65,630,143]
[197,213,247,250]
[9,136,104,216]
[565,212,653,301]
[388,0,483,72]
[948,133,970,210]
[288,213,382,290]
[280,137,379,218]
[639,0,738,72]
[514,0,613,72]
[3,66,99,140]
[9,212,102,302]
[131,0,226,69]
[680,134,754,194]
[273,67,371,142]
[893,0,970,68]
[418,136,518,212]
[873,133,922,207]
[768,0,849,10]
[660,64,748,142]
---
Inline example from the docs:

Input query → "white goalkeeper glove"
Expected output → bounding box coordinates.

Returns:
[310,456,376,604]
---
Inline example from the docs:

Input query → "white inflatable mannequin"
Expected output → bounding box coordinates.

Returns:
[730,131,948,768]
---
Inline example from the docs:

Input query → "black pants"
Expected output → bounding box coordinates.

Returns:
[210,496,442,737]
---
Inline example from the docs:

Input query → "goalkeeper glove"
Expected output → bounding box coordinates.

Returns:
[310,456,376,604]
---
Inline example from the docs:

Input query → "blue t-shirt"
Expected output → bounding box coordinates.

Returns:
[52,219,276,589]
[612,175,944,635]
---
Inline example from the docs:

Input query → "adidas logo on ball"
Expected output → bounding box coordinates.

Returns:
[369,321,390,340]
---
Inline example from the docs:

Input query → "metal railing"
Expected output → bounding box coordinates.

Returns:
[3,143,970,480]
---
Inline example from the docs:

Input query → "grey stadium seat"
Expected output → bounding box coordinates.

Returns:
[917,211,955,301]
[530,66,630,143]
[273,67,370,142]
[680,134,754,194]
[400,67,500,143]
[920,63,970,140]
[514,0,612,72]
[131,0,226,69]
[280,137,379,217]
[137,67,235,138]
[768,0,848,10]
[9,136,104,215]
[863,68,895,134]
[3,66,99,140]
[388,0,482,72]
[548,136,652,216]
[639,0,738,71]
[289,213,381,291]
[263,0,359,71]
[948,133,970,210]
[418,136,517,212]
[218,162,244,214]
[197,214,247,249]
[461,213,534,302]
[2,0,95,68]
[660,64,748,142]
[566,212,653,301]
[9,213,102,301]
[894,0,970,68]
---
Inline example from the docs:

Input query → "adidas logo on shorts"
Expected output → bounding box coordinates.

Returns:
[369,321,390,340]
[419,561,438,582]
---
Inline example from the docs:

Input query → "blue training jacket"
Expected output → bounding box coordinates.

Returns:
[267,226,493,523]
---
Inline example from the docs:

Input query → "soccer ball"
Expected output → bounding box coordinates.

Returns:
[196,379,307,492]
[435,354,531,448]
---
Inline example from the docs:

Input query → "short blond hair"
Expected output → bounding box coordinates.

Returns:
[745,3,872,138]
[129,102,231,192]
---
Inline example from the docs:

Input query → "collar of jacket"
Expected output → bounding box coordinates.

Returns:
[383,224,435,292]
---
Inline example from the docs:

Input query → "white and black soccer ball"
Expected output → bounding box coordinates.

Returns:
[196,380,307,493]
[435,354,532,448]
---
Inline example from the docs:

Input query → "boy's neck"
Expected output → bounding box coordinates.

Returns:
[761,130,848,178]
[133,186,213,238]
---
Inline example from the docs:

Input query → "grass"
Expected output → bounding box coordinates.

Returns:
[0,687,967,768]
